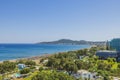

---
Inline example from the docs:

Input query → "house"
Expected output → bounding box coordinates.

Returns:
[113,77,120,80]
[18,64,26,70]
[42,59,48,64]
[79,56,85,60]
[72,70,98,80]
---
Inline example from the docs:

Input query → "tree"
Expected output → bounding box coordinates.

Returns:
[25,60,36,67]
[20,68,30,74]
[17,59,25,64]
[118,63,120,68]
[64,62,78,74]
[75,60,83,69]
[32,71,74,80]
[39,67,43,72]
[0,61,16,74]
[97,61,106,70]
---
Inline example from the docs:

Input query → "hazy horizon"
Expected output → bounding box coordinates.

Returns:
[0,0,120,43]
[0,38,111,44]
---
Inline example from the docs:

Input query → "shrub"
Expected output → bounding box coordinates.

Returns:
[20,68,30,74]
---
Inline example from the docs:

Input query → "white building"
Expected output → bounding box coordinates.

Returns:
[72,70,97,80]
[18,64,26,69]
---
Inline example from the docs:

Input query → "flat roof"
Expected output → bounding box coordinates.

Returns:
[97,50,117,53]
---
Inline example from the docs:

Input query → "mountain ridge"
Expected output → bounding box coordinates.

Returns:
[37,39,106,46]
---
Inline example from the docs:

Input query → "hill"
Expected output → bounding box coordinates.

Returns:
[38,39,106,46]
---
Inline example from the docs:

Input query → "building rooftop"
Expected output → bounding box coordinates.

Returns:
[96,50,118,59]
[77,70,90,74]
[97,50,117,53]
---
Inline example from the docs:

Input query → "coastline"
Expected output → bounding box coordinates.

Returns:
[0,47,91,64]
[0,54,53,64]
[0,44,90,62]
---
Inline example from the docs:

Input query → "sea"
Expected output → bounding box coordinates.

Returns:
[0,44,90,61]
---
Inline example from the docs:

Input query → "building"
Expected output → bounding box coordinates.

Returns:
[72,70,99,80]
[96,38,120,61]
[79,56,85,60]
[110,38,120,51]
[18,64,26,70]
[96,50,118,59]
[106,40,110,50]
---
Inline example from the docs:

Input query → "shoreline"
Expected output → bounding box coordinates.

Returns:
[0,47,91,64]
[0,53,53,64]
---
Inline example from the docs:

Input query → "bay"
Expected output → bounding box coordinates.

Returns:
[0,44,90,61]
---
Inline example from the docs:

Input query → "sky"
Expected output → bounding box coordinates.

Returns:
[0,0,120,43]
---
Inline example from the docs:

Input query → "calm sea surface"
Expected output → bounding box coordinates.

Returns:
[0,44,90,61]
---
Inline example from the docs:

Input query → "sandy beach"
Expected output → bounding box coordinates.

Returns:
[0,54,53,64]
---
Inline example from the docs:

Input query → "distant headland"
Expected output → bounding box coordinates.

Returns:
[37,39,106,46]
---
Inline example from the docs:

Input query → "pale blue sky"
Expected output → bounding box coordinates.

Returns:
[0,0,120,43]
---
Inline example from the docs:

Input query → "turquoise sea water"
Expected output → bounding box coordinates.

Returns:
[0,44,90,61]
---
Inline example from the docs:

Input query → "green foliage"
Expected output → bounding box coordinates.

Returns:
[0,75,2,80]
[64,62,78,73]
[1,46,120,79]
[39,67,43,72]
[17,60,36,67]
[45,46,120,78]
[0,61,16,74]
[17,59,25,64]
[20,68,30,74]
[110,69,120,77]
[24,71,38,80]
[32,70,74,80]
[97,70,111,80]
[117,63,120,68]
[25,60,36,67]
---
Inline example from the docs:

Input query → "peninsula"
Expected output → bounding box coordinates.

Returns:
[38,39,106,46]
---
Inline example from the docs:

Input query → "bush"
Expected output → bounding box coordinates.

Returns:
[20,68,30,74]
[32,70,74,80]
[0,61,16,74]
[39,67,43,71]
[25,60,36,67]
[30,66,36,69]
